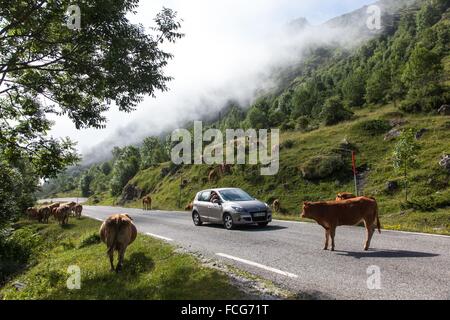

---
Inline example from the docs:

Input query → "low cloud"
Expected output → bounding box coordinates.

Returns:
[50,0,396,165]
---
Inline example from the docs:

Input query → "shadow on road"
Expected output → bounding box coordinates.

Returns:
[336,249,439,259]
[201,224,287,232]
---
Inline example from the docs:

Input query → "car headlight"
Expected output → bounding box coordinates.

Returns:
[231,206,246,213]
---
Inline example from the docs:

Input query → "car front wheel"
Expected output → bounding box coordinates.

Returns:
[223,213,234,230]
[192,211,203,226]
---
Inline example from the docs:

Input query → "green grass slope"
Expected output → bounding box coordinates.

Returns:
[0,218,246,300]
[91,103,450,235]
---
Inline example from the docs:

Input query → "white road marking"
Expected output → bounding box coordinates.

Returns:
[273,219,307,225]
[216,253,298,279]
[383,229,450,239]
[145,232,173,242]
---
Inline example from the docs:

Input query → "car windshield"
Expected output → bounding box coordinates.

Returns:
[219,189,254,202]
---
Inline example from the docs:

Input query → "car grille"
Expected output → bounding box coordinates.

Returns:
[250,211,267,222]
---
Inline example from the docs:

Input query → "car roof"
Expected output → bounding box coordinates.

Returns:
[198,187,241,193]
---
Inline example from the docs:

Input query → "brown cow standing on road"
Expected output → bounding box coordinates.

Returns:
[142,195,152,210]
[301,197,381,251]
[99,214,137,272]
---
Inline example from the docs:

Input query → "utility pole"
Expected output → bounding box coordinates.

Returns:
[178,175,182,209]
[352,151,358,196]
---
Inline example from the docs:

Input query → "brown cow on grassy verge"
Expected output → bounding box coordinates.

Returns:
[74,204,83,218]
[208,168,220,183]
[272,199,281,212]
[301,196,381,251]
[49,202,60,209]
[99,214,137,272]
[55,205,71,225]
[335,192,356,201]
[38,206,51,223]
[27,207,39,221]
[48,203,60,219]
[142,195,152,210]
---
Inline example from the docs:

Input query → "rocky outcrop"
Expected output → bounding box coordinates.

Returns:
[439,154,450,172]
[120,184,142,202]
[415,128,428,140]
[438,105,450,115]
[385,181,399,193]
[389,118,408,127]
[384,128,401,141]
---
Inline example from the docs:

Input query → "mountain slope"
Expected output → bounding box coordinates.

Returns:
[41,0,450,235]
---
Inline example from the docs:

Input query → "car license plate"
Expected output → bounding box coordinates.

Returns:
[253,212,266,217]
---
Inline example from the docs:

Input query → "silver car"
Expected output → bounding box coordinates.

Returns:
[191,188,272,230]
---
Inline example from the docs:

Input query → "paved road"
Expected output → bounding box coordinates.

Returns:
[81,205,450,300]
[38,198,88,204]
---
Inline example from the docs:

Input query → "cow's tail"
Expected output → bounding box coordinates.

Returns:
[375,202,381,234]
[107,219,120,255]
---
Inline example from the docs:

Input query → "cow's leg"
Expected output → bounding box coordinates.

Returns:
[116,246,125,273]
[323,228,330,250]
[364,220,375,251]
[330,227,336,251]
[108,249,115,271]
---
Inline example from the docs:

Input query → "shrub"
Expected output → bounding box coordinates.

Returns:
[281,139,295,150]
[0,227,42,285]
[353,119,392,135]
[301,154,345,180]
[280,120,295,131]
[79,232,101,248]
[295,116,310,131]
[321,96,353,126]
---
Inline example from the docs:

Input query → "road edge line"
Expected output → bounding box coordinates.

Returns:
[216,253,298,279]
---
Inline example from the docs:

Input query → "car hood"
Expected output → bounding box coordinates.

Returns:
[225,200,267,212]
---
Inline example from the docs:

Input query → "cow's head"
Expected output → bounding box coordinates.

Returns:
[301,202,311,218]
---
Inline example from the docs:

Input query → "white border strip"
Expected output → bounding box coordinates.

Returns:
[146,232,173,242]
[216,253,298,278]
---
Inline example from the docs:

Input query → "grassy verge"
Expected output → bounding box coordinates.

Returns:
[0,218,247,300]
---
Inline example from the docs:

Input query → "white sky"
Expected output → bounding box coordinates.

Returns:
[48,0,375,157]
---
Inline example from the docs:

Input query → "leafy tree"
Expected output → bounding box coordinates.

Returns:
[0,1,183,227]
[416,1,441,32]
[393,129,420,202]
[341,68,366,107]
[100,162,112,176]
[79,173,93,197]
[401,43,444,112]
[365,65,391,104]
[140,137,169,169]
[320,96,353,126]
[220,105,245,130]
[110,146,140,196]
[0,1,183,178]
[246,104,269,129]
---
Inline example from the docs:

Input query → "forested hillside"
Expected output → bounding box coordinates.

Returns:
[40,0,450,234]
